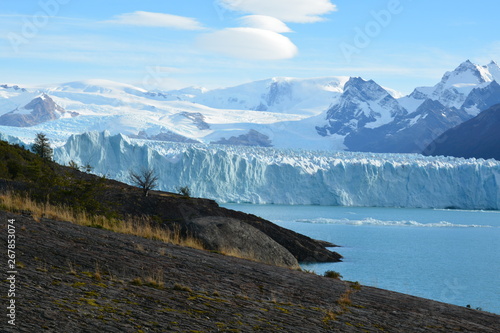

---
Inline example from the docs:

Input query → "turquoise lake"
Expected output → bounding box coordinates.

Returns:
[222,204,500,314]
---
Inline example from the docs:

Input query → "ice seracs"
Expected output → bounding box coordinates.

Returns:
[53,131,500,210]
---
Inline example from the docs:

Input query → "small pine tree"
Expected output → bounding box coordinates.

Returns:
[32,132,53,161]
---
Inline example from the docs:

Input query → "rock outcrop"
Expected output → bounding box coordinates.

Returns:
[0,94,77,127]
[187,216,300,268]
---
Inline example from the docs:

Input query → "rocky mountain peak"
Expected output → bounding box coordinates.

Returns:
[343,77,391,102]
[266,79,293,107]
[441,60,492,85]
[0,94,76,127]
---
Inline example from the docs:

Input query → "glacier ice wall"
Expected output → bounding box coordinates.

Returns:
[54,131,500,210]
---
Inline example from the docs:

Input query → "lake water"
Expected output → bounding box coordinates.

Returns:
[222,204,500,314]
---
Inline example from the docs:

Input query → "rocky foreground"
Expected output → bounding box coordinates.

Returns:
[1,210,498,333]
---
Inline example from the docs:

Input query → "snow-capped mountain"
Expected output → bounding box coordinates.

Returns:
[399,60,500,113]
[317,60,500,153]
[315,77,407,137]
[0,60,499,153]
[344,99,470,153]
[162,76,350,116]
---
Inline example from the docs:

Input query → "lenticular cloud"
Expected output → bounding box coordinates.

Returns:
[218,0,337,23]
[197,27,298,60]
[238,15,292,33]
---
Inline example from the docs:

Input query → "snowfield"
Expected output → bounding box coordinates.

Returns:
[51,131,500,210]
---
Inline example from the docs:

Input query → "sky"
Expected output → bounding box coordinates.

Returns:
[1,0,499,94]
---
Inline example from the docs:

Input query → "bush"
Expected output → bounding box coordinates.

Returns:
[324,270,343,280]
[177,186,191,197]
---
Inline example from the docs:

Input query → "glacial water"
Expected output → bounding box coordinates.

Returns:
[222,204,500,314]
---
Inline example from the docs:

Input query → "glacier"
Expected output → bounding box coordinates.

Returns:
[53,131,500,210]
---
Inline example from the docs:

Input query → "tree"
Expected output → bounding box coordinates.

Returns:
[129,167,159,197]
[177,185,191,197]
[32,132,53,161]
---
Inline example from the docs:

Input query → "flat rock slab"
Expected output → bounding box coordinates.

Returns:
[1,211,498,332]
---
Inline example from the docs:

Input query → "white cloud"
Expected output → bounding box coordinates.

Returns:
[238,15,292,33]
[197,27,298,60]
[218,0,337,23]
[106,11,205,30]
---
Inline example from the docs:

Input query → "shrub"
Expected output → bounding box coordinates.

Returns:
[177,185,191,197]
[324,270,343,280]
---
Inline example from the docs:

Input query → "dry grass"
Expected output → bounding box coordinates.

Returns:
[93,262,102,281]
[67,260,77,275]
[322,309,338,323]
[0,191,280,265]
[143,268,165,288]
[218,246,258,262]
[337,290,353,307]
[0,192,204,250]
[217,246,300,269]
[173,283,193,293]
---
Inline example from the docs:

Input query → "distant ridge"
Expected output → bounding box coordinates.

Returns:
[423,103,500,160]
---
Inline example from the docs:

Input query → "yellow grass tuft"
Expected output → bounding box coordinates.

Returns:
[0,191,284,265]
[219,246,258,262]
[0,192,204,250]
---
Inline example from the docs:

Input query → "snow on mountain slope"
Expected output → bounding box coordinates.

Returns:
[487,60,500,81]
[0,94,76,127]
[54,131,500,210]
[400,60,500,112]
[0,85,41,116]
[46,79,149,99]
[316,77,407,137]
[0,79,321,149]
[1,60,498,154]
[164,76,350,115]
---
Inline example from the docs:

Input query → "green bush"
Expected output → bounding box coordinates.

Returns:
[324,270,343,280]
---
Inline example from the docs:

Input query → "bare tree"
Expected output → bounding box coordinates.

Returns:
[129,168,159,197]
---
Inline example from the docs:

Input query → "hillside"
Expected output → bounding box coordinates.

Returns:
[2,210,499,332]
[0,138,340,266]
[423,103,500,160]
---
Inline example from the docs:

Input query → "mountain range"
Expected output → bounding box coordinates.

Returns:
[1,60,499,157]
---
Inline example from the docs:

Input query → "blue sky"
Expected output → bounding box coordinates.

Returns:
[1,0,499,93]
